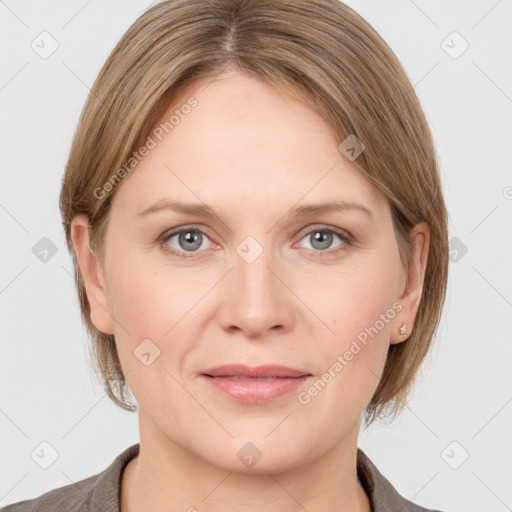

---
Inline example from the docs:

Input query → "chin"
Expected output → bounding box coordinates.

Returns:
[195,433,313,475]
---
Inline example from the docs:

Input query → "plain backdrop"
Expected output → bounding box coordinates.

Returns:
[1,1,511,511]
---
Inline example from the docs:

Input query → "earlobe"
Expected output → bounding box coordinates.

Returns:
[70,214,114,335]
[391,222,430,345]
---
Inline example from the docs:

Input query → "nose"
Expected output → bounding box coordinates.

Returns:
[215,243,295,340]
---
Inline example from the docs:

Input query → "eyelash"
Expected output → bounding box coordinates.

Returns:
[158,224,353,260]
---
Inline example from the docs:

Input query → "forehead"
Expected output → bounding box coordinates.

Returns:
[110,70,388,220]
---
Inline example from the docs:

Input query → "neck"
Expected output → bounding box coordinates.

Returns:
[121,413,371,512]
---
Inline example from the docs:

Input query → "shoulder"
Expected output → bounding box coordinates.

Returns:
[1,444,140,512]
[0,473,98,512]
[356,447,451,512]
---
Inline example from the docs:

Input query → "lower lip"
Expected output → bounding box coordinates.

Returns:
[201,375,311,403]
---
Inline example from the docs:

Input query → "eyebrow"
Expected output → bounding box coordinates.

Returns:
[136,199,373,220]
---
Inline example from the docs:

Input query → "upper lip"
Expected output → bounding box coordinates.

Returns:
[201,364,311,378]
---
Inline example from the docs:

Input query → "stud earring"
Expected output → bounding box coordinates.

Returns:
[399,321,407,335]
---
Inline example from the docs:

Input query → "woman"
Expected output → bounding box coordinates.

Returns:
[3,0,449,510]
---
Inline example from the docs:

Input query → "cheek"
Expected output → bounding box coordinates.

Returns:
[103,250,212,364]
[293,256,398,400]
[296,254,399,341]
[107,270,167,338]
[103,257,197,411]
[105,238,188,330]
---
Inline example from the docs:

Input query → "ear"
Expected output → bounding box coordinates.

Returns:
[70,214,114,335]
[390,221,430,345]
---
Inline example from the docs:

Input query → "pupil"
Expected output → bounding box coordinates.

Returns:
[180,231,201,251]
[312,231,332,250]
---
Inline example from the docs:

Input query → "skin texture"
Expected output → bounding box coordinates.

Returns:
[71,69,429,512]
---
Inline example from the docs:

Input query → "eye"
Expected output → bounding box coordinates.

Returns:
[295,225,352,256]
[158,224,353,259]
[159,226,214,259]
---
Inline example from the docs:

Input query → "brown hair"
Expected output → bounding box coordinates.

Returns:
[59,0,449,427]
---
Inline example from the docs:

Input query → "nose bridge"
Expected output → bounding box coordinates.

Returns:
[235,234,280,308]
[216,233,293,336]
[237,237,275,293]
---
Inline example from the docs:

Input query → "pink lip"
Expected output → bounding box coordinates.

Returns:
[200,365,312,403]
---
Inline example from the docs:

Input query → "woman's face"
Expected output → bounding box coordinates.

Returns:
[73,70,428,473]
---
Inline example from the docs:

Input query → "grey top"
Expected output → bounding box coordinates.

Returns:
[1,443,447,512]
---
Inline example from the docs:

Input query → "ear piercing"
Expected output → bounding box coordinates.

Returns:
[399,321,408,336]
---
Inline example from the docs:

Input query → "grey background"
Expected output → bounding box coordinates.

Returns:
[1,1,511,510]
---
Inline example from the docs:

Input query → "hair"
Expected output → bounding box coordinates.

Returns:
[59,0,449,427]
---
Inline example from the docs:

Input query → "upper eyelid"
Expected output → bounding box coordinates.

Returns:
[295,224,351,238]
[162,224,215,242]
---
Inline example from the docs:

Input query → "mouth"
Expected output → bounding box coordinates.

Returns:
[200,364,312,403]
[206,376,293,381]
[201,364,311,379]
